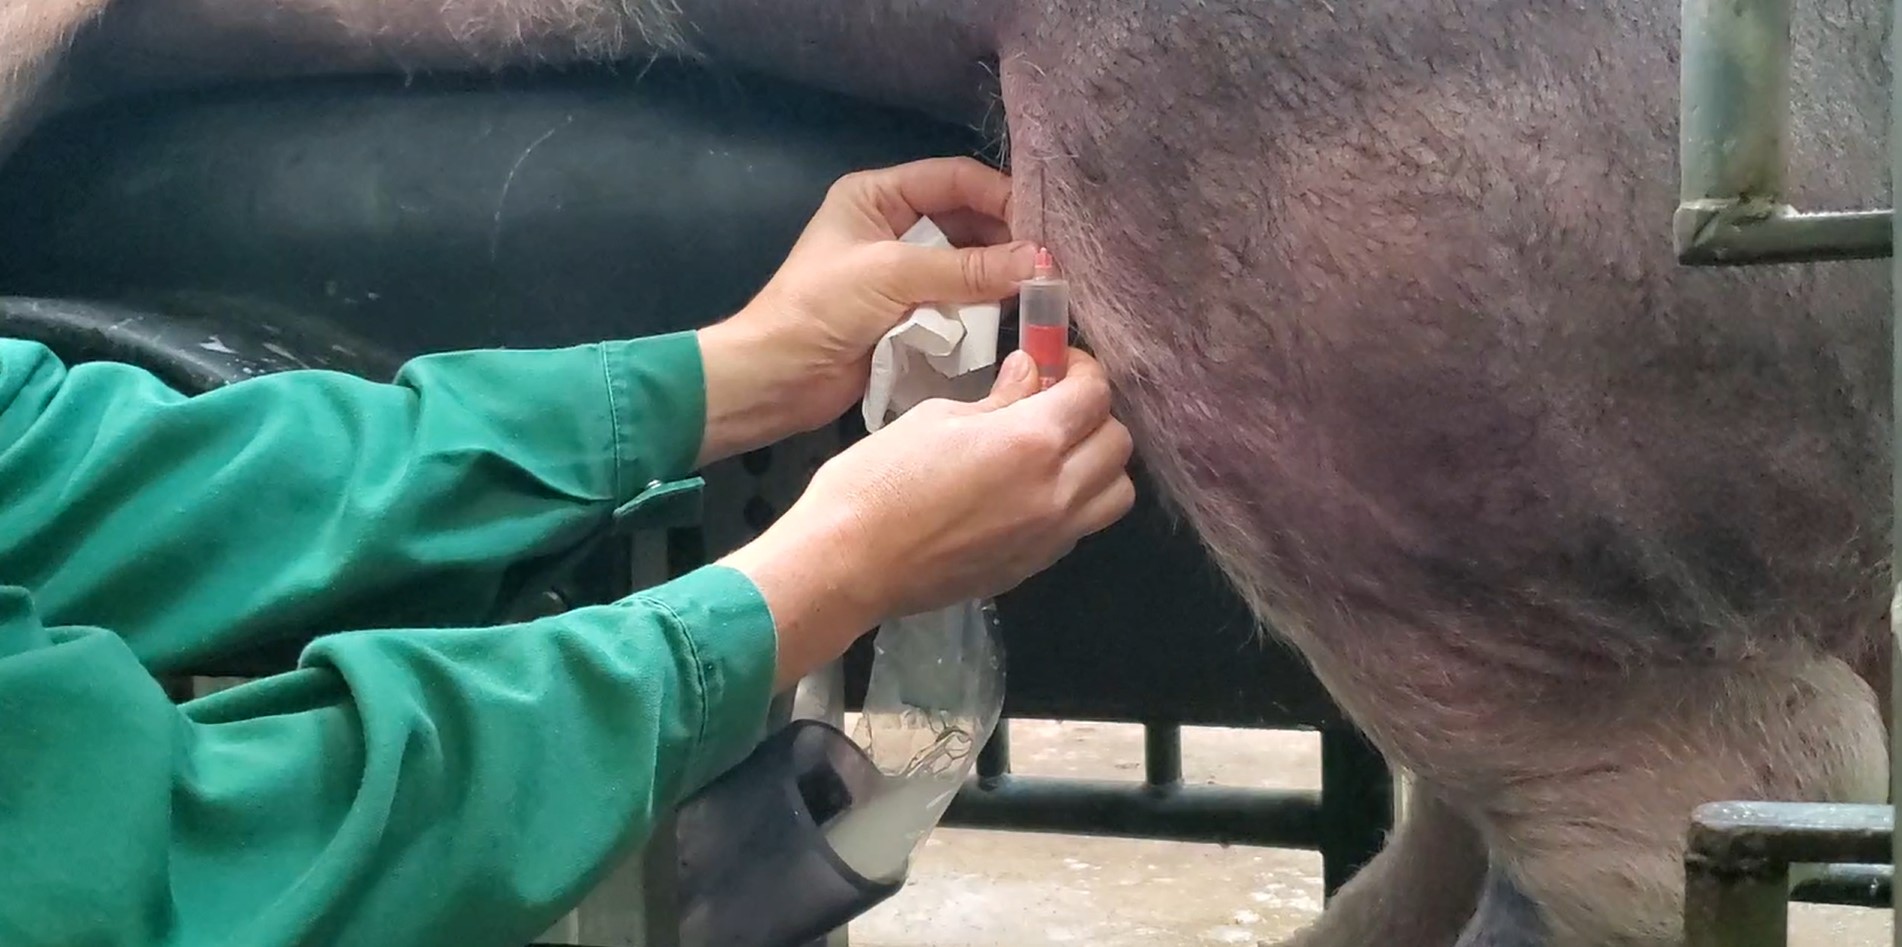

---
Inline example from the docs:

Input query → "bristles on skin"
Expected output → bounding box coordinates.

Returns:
[0,0,115,156]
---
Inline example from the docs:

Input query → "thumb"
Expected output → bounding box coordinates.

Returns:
[979,351,1040,409]
[882,240,1038,305]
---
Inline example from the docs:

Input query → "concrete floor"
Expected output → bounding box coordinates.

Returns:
[844,719,1891,947]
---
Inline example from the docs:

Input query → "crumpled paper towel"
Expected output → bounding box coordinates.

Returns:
[861,216,1002,433]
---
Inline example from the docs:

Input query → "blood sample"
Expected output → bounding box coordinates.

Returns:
[1018,246,1070,389]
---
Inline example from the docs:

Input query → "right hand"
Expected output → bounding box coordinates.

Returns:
[721,346,1137,689]
[818,346,1136,617]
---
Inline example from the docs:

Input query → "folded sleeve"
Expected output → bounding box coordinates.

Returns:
[0,334,708,673]
[0,563,777,947]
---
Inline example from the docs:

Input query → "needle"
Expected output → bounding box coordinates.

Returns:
[1039,162,1049,246]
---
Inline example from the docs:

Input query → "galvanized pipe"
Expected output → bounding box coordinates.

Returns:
[1679,209,1894,265]
[1789,865,1892,909]
[943,775,1323,849]
[1891,0,1901,940]
[977,718,1012,782]
[1684,802,1893,947]
[1144,724,1184,789]
[1679,0,1791,206]
[1317,728,1394,898]
[1676,0,1894,263]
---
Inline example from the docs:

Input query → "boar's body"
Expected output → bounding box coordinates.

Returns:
[8,0,1897,944]
[994,6,1891,944]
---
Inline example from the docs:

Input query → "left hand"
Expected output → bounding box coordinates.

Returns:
[696,158,1039,464]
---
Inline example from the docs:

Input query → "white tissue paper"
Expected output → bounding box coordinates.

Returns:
[861,216,1002,433]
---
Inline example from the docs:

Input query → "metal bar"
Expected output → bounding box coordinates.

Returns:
[1685,863,1789,947]
[1676,209,1894,265]
[800,661,851,947]
[536,529,689,947]
[977,718,1012,783]
[641,530,688,947]
[1675,0,1893,264]
[1679,0,1791,205]
[942,774,1323,848]
[790,660,844,724]
[1690,802,1892,868]
[1891,1,1901,941]
[1683,801,1894,947]
[1318,728,1395,899]
[1789,865,1891,908]
[1144,724,1183,789]
[636,820,684,947]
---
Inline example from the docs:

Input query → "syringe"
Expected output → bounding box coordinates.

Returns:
[1018,246,1070,389]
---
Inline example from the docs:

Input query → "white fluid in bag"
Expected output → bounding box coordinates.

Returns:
[822,774,964,883]
[822,599,1003,887]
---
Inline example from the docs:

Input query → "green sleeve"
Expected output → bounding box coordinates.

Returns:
[0,334,780,943]
[0,334,706,673]
[0,565,776,946]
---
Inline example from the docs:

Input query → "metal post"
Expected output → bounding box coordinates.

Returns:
[1318,729,1395,899]
[977,719,1012,783]
[534,527,685,947]
[1675,0,1892,264]
[1685,861,1790,947]
[1684,802,1893,947]
[791,660,845,725]
[1144,724,1183,790]
[1679,0,1791,208]
[1891,0,1901,940]
[774,659,852,947]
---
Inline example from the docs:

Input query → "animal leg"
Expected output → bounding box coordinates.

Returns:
[1271,780,1488,947]
[1457,656,1887,947]
[1451,866,1547,947]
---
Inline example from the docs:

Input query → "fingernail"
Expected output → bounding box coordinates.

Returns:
[1008,241,1038,275]
[999,350,1033,384]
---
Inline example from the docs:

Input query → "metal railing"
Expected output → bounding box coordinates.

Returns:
[1684,802,1893,947]
[1673,0,1900,942]
[941,720,1392,898]
[1676,0,1893,264]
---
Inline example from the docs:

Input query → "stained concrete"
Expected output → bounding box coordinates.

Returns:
[844,719,1890,947]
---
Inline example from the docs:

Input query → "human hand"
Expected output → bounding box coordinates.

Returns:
[811,348,1136,615]
[694,157,1038,467]
[721,347,1136,689]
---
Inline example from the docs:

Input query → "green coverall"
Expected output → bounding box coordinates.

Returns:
[0,331,779,946]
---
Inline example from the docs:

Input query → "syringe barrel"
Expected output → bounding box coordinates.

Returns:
[1017,276,1070,388]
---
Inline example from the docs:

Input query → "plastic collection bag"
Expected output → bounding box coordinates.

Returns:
[821,598,1007,883]
[670,600,1006,947]
[673,269,1010,943]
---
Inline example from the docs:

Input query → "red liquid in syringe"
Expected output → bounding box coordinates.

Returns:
[1018,247,1071,389]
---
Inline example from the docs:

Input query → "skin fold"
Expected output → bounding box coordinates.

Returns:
[5,1,1897,944]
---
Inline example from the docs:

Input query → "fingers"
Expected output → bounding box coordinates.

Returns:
[1061,347,1100,376]
[1000,347,1114,447]
[1058,414,1136,512]
[854,157,1015,237]
[812,158,1032,310]
[870,239,1038,306]
[979,351,1042,409]
[891,352,1037,428]
[1073,472,1138,537]
[932,208,1016,249]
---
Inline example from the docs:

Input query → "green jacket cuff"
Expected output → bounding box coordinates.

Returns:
[627,563,778,799]
[598,332,708,503]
